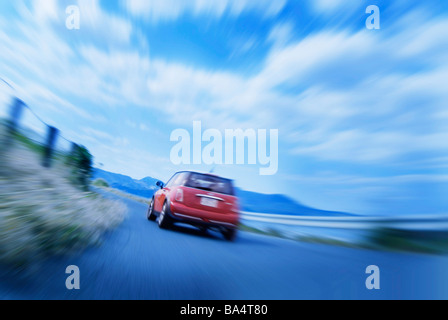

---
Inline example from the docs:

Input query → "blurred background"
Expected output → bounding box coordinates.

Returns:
[1,0,448,300]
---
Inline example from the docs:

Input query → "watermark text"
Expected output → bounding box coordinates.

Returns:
[170,121,279,176]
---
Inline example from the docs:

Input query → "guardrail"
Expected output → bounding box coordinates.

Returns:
[0,83,84,169]
[241,212,448,231]
[240,211,448,248]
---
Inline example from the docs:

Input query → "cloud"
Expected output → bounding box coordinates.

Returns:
[17,0,134,45]
[4,2,446,171]
[310,0,361,15]
[0,0,137,109]
[284,172,448,187]
[118,11,447,168]
[125,120,152,132]
[32,0,59,22]
[123,0,286,21]
[293,130,448,163]
[1,0,447,215]
[267,22,295,48]
[76,0,133,44]
[246,11,448,166]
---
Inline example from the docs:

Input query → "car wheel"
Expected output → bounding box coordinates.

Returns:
[147,199,157,221]
[222,228,237,242]
[158,201,173,229]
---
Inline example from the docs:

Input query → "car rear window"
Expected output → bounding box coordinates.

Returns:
[185,173,235,196]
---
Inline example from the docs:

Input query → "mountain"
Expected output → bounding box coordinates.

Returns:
[92,168,159,199]
[92,168,354,217]
[139,176,160,187]
[234,188,353,217]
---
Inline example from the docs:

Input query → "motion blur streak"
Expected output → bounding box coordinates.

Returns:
[2,194,448,300]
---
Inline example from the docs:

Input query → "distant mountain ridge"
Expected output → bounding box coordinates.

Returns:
[92,168,354,217]
[234,188,354,217]
[92,168,159,199]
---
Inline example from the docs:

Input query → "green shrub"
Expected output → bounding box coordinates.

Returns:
[92,178,109,188]
[66,145,93,191]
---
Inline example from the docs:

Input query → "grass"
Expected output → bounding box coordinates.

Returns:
[0,127,127,269]
[10,131,45,156]
[93,186,151,205]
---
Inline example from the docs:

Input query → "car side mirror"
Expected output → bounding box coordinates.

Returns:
[156,181,164,189]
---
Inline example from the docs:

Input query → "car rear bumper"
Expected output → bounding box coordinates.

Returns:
[170,201,239,229]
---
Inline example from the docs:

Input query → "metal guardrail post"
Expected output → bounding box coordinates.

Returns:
[42,126,59,168]
[9,98,25,133]
[1,97,25,149]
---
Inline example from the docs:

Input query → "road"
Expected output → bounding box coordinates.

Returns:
[1,192,448,300]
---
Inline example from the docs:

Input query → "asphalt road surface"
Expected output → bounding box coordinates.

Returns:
[1,192,448,300]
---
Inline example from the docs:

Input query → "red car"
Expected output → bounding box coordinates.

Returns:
[146,171,240,241]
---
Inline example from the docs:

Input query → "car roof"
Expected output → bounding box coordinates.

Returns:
[173,171,233,181]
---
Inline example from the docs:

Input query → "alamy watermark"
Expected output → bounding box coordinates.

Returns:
[170,121,279,176]
[65,265,80,290]
[66,5,80,30]
[366,5,380,30]
[365,265,380,290]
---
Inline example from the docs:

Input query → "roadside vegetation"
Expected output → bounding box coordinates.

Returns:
[240,224,448,255]
[0,126,127,269]
[92,185,151,205]
[92,178,110,188]
[367,228,448,255]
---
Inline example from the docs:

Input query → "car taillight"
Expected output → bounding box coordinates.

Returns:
[175,189,184,202]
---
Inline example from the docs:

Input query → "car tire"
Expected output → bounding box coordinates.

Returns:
[158,201,173,229]
[222,228,237,242]
[147,199,157,221]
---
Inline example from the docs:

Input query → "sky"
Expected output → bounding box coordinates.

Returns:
[0,0,448,216]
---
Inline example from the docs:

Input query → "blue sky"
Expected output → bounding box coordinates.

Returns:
[0,0,448,215]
